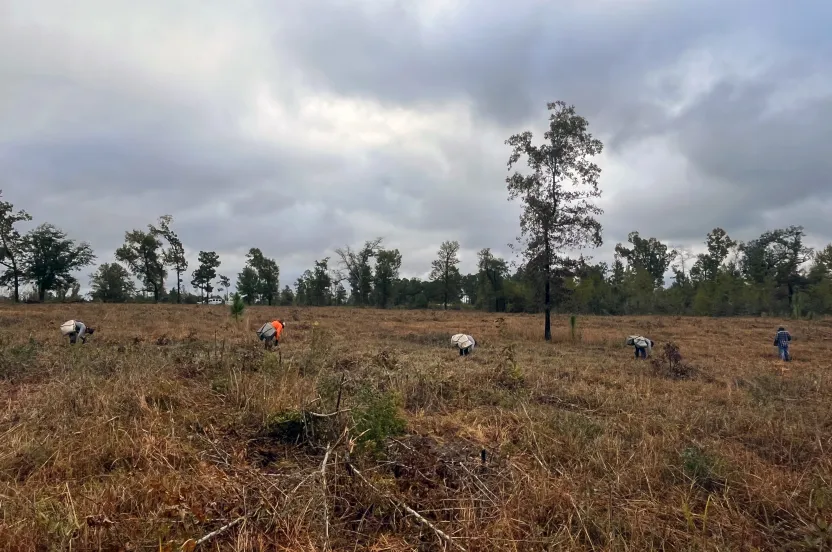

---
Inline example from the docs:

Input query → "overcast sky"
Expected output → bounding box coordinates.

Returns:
[2,0,831,294]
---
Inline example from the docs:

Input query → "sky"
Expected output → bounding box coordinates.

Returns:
[2,0,832,295]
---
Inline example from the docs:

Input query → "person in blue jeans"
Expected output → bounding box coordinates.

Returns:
[773,326,792,361]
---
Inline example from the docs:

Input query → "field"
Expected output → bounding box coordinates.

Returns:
[0,305,831,551]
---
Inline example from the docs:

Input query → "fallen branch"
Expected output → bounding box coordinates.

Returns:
[346,460,467,551]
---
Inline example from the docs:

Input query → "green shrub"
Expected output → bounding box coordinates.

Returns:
[352,389,406,453]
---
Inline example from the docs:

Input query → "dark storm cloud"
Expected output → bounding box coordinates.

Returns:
[272,0,832,249]
[1,0,831,294]
[273,0,761,130]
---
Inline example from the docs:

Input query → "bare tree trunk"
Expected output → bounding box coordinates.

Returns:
[544,278,551,341]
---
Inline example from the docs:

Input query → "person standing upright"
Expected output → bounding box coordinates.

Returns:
[773,326,792,361]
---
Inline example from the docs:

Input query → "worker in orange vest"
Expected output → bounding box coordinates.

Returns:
[256,319,285,349]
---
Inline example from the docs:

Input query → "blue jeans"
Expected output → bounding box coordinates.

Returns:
[779,346,790,361]
[635,347,647,359]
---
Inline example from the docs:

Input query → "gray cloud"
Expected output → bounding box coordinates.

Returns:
[1,0,831,295]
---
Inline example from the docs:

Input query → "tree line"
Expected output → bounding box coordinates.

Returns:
[2,101,830,329]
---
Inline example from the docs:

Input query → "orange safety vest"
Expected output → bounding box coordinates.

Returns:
[270,320,284,339]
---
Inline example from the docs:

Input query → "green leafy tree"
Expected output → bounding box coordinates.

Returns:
[247,248,280,306]
[237,266,260,305]
[614,232,675,289]
[90,262,135,302]
[0,191,33,302]
[309,258,333,306]
[373,248,402,308]
[460,273,478,306]
[477,248,509,311]
[691,228,737,283]
[116,229,167,301]
[150,215,187,303]
[279,285,295,306]
[429,240,461,309]
[741,226,812,310]
[191,251,221,302]
[506,101,604,340]
[294,276,308,305]
[21,223,95,301]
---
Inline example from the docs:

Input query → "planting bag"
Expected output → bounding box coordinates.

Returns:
[60,320,77,336]
[257,322,276,338]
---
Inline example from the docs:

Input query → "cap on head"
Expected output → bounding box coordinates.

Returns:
[778,326,785,331]
[87,328,96,335]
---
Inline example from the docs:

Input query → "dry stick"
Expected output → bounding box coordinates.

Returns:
[335,373,345,412]
[321,443,334,551]
[308,408,352,418]
[346,460,468,552]
[192,516,245,547]
[320,429,348,551]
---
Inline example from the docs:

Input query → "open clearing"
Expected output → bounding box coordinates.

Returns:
[1,305,831,551]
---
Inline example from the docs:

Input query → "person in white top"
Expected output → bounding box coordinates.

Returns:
[60,320,95,344]
[451,333,476,356]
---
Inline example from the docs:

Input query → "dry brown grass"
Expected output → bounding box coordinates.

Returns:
[0,304,831,551]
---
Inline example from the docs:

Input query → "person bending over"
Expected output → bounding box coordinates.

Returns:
[61,319,95,344]
[257,319,286,349]
[451,333,476,356]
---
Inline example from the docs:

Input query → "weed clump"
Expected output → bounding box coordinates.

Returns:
[261,409,335,446]
[0,338,40,381]
[680,446,726,492]
[650,342,698,380]
[495,344,525,390]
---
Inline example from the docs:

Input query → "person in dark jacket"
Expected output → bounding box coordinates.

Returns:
[773,326,792,361]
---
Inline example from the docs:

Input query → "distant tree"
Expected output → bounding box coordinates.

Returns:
[336,238,383,306]
[247,248,280,306]
[218,274,231,301]
[0,192,33,302]
[741,226,813,310]
[691,228,737,283]
[191,251,221,302]
[506,101,604,340]
[294,276,308,305]
[116,229,167,301]
[279,285,294,306]
[309,258,333,306]
[460,273,478,305]
[90,262,135,302]
[614,232,675,288]
[237,266,260,305]
[373,248,402,308]
[334,282,348,305]
[814,244,832,277]
[430,240,461,309]
[21,223,95,301]
[150,215,187,303]
[477,248,509,311]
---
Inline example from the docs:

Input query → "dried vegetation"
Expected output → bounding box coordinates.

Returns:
[0,305,831,551]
